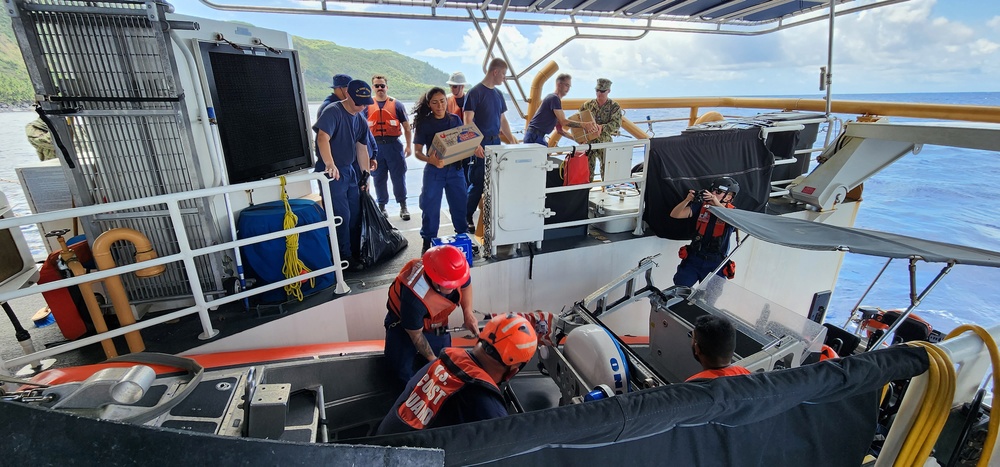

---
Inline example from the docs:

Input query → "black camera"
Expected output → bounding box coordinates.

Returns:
[696,189,709,199]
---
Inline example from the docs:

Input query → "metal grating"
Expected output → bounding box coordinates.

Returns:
[10,0,224,301]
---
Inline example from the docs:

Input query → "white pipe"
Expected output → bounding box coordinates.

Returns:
[170,31,223,188]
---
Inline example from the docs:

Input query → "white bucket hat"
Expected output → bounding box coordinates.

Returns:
[446,72,468,86]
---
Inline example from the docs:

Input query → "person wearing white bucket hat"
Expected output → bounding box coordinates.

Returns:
[445,72,468,117]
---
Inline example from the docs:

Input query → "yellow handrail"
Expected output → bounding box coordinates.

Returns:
[556,96,1000,125]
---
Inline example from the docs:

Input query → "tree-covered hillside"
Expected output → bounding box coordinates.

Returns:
[0,10,446,106]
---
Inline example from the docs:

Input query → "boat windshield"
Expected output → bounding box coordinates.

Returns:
[693,275,827,356]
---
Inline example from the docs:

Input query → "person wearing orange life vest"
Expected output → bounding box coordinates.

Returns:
[686,315,751,381]
[384,245,478,388]
[445,71,468,117]
[367,75,414,220]
[670,177,740,287]
[376,313,537,435]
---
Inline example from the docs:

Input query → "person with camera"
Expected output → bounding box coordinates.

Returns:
[669,177,740,287]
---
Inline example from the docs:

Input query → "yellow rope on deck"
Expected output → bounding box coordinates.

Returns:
[279,176,314,301]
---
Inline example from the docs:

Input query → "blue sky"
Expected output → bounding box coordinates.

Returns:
[177,0,999,97]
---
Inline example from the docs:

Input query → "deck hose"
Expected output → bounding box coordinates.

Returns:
[279,176,314,301]
[895,325,999,466]
[943,324,1000,466]
[895,341,956,466]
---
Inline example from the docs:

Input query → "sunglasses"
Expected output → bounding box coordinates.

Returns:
[450,85,462,88]
[373,84,387,89]
[596,89,609,93]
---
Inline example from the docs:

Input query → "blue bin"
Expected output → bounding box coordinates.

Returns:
[431,233,474,266]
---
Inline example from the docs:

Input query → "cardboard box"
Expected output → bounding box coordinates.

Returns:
[567,109,600,144]
[431,123,484,166]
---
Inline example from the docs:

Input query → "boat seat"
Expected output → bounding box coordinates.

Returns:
[823,323,861,356]
[507,374,561,412]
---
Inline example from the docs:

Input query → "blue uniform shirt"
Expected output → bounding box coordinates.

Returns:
[414,113,464,147]
[463,83,507,137]
[313,101,369,171]
[526,93,562,135]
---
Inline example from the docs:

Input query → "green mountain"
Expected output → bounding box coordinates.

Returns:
[0,10,446,106]
[0,8,34,106]
[295,37,448,101]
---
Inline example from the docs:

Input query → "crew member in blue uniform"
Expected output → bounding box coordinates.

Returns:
[462,58,516,233]
[376,313,537,435]
[412,86,469,252]
[384,245,478,389]
[313,79,373,267]
[670,177,740,286]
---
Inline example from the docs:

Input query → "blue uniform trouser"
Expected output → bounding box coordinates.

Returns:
[372,138,407,206]
[325,167,360,260]
[420,163,468,239]
[384,323,452,388]
[522,129,547,146]
[466,135,500,224]
[673,251,727,287]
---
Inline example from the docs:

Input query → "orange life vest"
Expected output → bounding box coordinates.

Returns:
[387,258,461,332]
[367,98,403,137]
[396,348,499,430]
[685,365,751,382]
[447,94,463,118]
[695,203,734,238]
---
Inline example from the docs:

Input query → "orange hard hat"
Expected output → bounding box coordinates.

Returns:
[422,245,470,289]
[481,313,538,366]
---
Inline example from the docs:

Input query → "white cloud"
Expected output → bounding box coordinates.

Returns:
[415,0,1000,96]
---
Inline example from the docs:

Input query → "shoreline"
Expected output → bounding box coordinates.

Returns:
[0,102,33,112]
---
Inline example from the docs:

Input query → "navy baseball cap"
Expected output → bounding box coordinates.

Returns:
[331,74,352,89]
[347,80,374,106]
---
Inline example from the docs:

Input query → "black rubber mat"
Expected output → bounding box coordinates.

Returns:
[279,428,314,443]
[162,419,219,434]
[286,391,317,427]
[132,384,168,408]
[168,377,237,418]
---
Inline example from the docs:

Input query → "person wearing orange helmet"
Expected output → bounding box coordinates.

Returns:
[384,245,478,388]
[376,313,537,435]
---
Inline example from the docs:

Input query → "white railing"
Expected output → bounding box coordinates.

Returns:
[0,172,347,371]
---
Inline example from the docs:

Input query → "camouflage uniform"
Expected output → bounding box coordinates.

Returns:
[579,78,622,181]
[25,117,57,161]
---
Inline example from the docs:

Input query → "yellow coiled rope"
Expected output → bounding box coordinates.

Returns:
[944,324,1000,467]
[895,341,955,466]
[279,176,314,301]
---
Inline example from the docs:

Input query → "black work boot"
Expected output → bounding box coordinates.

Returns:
[421,237,431,253]
[400,203,410,221]
[378,203,387,218]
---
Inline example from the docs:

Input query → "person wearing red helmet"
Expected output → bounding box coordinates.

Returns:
[384,245,477,388]
[376,313,537,435]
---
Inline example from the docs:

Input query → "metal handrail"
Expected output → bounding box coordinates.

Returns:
[0,172,346,371]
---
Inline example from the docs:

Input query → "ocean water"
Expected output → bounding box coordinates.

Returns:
[2,92,999,335]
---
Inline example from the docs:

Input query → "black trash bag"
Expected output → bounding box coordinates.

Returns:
[358,190,408,268]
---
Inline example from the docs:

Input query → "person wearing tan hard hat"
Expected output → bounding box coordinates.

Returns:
[446,72,468,117]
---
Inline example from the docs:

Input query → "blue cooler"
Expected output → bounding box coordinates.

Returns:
[431,233,474,266]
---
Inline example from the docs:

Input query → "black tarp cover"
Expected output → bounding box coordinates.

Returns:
[368,346,928,466]
[643,128,774,240]
[710,207,1000,267]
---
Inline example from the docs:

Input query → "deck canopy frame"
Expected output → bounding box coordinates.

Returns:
[708,207,1000,348]
[201,0,911,116]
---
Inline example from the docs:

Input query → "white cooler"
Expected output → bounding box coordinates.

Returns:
[588,187,640,234]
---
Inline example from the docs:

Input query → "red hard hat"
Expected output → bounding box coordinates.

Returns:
[422,245,470,289]
[481,313,538,366]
